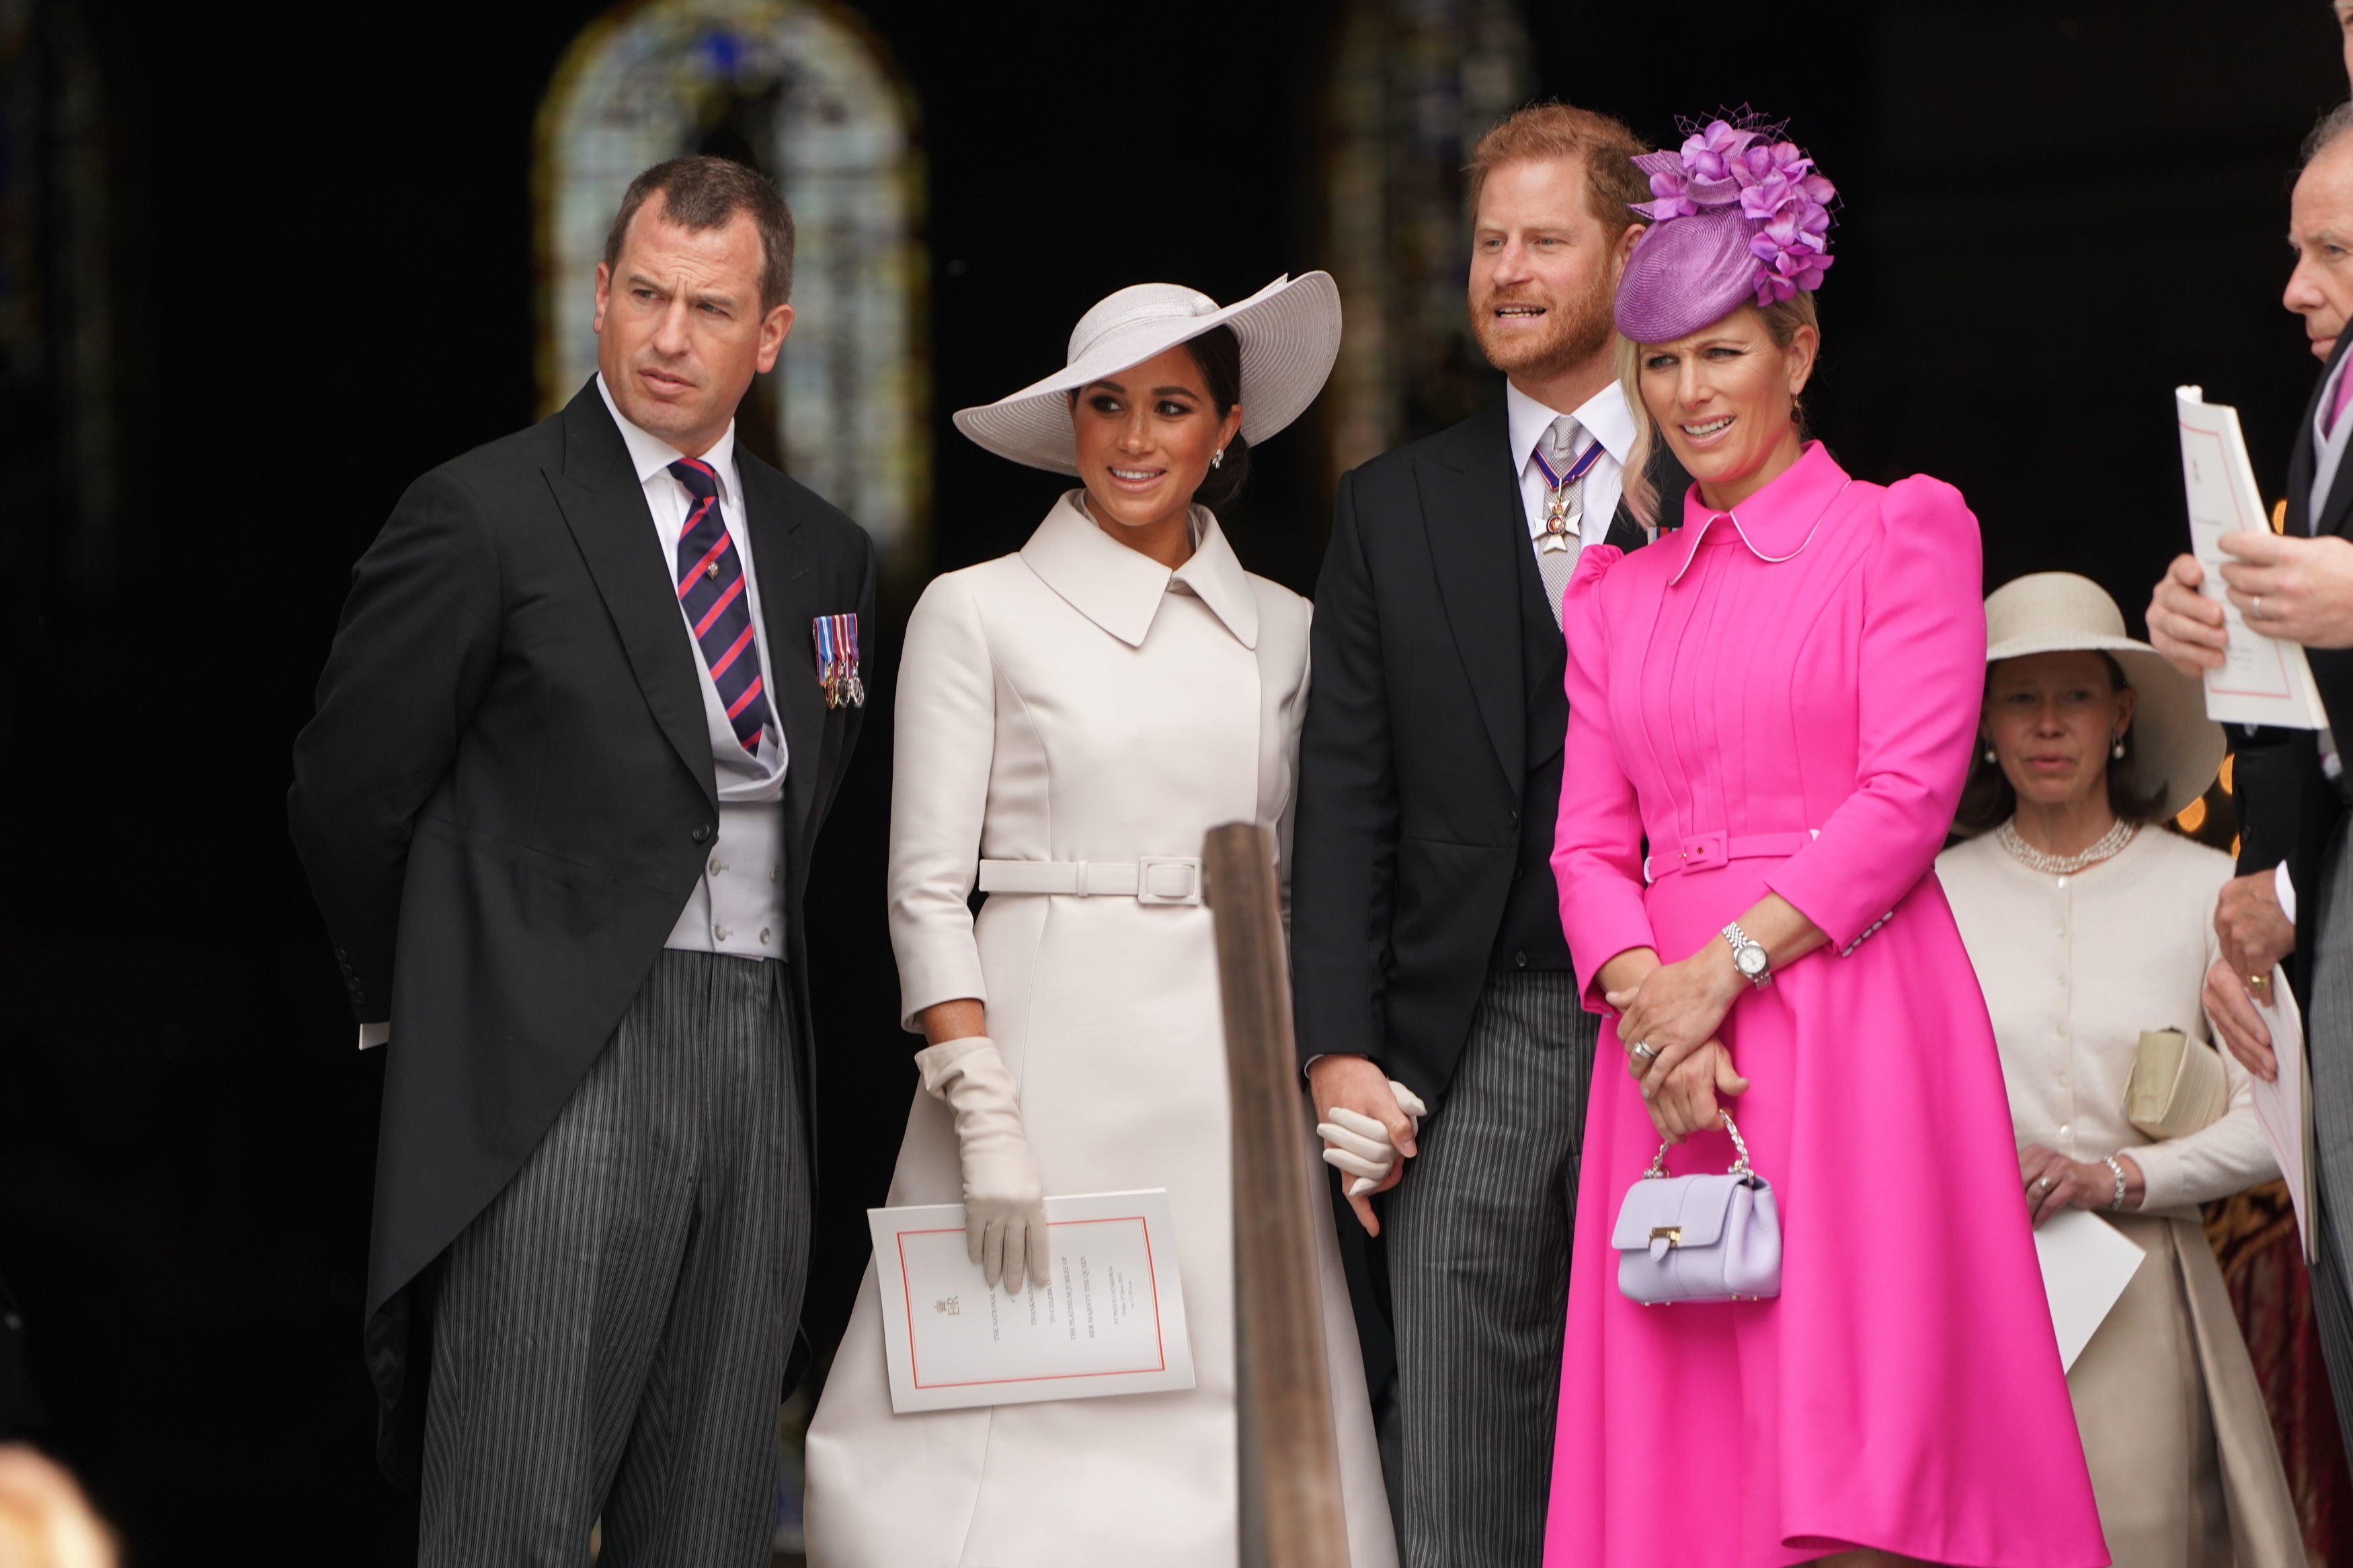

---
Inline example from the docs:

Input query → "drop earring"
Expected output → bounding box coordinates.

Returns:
[1983,744,1997,764]
[2112,734,2126,760]
[1211,448,1225,469]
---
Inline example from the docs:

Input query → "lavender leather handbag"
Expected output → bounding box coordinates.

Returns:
[1612,1110,1782,1305]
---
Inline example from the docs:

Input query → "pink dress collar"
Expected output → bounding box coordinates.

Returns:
[1668,441,1855,585]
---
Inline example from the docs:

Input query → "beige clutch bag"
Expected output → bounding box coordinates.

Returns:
[2124,1028,2230,1140]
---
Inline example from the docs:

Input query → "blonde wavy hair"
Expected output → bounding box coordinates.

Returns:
[1615,292,1820,530]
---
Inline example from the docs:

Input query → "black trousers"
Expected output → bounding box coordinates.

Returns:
[418,950,809,1568]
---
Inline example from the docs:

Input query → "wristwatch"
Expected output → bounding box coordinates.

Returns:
[1722,922,1771,987]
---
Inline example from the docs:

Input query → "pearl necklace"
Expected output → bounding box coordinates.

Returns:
[1995,817,2137,876]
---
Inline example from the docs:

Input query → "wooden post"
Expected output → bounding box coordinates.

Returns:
[1204,821,1351,1568]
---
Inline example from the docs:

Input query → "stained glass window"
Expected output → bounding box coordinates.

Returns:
[538,0,927,571]
[1322,0,1534,479]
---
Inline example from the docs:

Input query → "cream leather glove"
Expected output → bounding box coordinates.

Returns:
[914,1034,1050,1292]
[1317,1082,1429,1198]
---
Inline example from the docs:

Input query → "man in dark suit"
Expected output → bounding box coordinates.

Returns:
[289,156,873,1565]
[2149,101,2353,1452]
[1291,104,1684,1564]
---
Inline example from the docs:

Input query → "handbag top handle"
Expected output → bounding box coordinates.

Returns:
[1640,1109,1755,1182]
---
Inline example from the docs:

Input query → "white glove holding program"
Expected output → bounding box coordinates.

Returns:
[914,1034,1049,1293]
[1317,1081,1429,1198]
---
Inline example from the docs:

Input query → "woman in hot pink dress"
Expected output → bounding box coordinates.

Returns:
[1543,116,2108,1567]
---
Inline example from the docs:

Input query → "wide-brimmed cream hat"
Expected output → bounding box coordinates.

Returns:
[1983,571,2225,821]
[953,272,1343,474]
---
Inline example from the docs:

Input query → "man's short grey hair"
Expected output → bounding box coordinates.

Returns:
[2305,101,2353,165]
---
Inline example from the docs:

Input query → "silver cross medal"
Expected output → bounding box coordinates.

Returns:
[1538,481,1581,554]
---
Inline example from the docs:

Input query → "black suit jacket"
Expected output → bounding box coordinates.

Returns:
[2235,330,2353,1006]
[288,381,874,1487]
[1290,399,1684,1104]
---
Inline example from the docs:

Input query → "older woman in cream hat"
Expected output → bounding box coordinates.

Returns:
[801,273,1396,1567]
[1937,571,2297,1565]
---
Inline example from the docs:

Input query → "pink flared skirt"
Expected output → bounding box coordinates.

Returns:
[1543,860,2109,1567]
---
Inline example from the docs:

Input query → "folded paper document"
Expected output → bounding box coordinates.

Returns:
[2178,385,2327,729]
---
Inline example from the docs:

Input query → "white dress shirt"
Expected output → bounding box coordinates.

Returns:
[1505,378,1635,563]
[1938,827,2278,1213]
[355,380,791,1050]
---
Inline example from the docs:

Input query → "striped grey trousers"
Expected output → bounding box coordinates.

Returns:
[2301,825,2353,1461]
[418,950,808,1568]
[1385,971,1598,1568]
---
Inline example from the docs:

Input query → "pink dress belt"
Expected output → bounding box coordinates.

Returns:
[1642,829,1819,885]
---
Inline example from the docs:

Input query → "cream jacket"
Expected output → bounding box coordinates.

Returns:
[804,495,1395,1567]
[1937,827,2276,1212]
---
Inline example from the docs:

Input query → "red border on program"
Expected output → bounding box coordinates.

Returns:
[893,1216,1170,1389]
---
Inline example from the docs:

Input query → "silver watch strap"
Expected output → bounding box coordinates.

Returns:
[1722,921,1769,985]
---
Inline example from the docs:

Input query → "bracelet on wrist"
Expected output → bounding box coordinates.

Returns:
[2102,1155,2128,1212]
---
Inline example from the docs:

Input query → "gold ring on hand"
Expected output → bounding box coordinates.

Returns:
[2250,972,2270,987]
[2034,1175,2054,1192]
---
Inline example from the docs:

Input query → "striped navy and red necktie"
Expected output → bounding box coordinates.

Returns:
[669,457,770,756]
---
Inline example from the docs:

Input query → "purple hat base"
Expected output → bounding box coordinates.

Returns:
[1613,207,1759,345]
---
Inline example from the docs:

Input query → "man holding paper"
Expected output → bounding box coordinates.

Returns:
[2148,99,2353,1448]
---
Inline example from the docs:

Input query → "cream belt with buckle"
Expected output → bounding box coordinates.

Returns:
[975,857,1205,906]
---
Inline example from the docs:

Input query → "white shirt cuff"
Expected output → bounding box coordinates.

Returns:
[2276,861,2298,927]
[358,1020,391,1051]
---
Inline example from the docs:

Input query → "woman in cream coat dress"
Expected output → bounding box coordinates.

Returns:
[1937,573,2299,1567]
[803,275,1395,1567]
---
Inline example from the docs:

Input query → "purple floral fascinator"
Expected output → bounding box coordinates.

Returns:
[1613,112,1839,344]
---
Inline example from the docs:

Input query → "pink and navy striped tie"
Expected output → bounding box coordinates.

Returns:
[669,457,770,756]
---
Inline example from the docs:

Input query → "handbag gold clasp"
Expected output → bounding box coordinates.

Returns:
[1649,1225,1682,1248]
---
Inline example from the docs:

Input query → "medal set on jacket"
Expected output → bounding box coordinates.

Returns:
[811,612,867,709]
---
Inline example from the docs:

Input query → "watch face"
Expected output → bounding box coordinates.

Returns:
[1736,945,1767,977]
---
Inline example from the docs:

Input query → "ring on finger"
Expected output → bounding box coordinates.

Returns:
[2034,1175,2054,1192]
[2252,594,2266,618]
[1630,1040,1659,1063]
[2250,972,2270,987]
